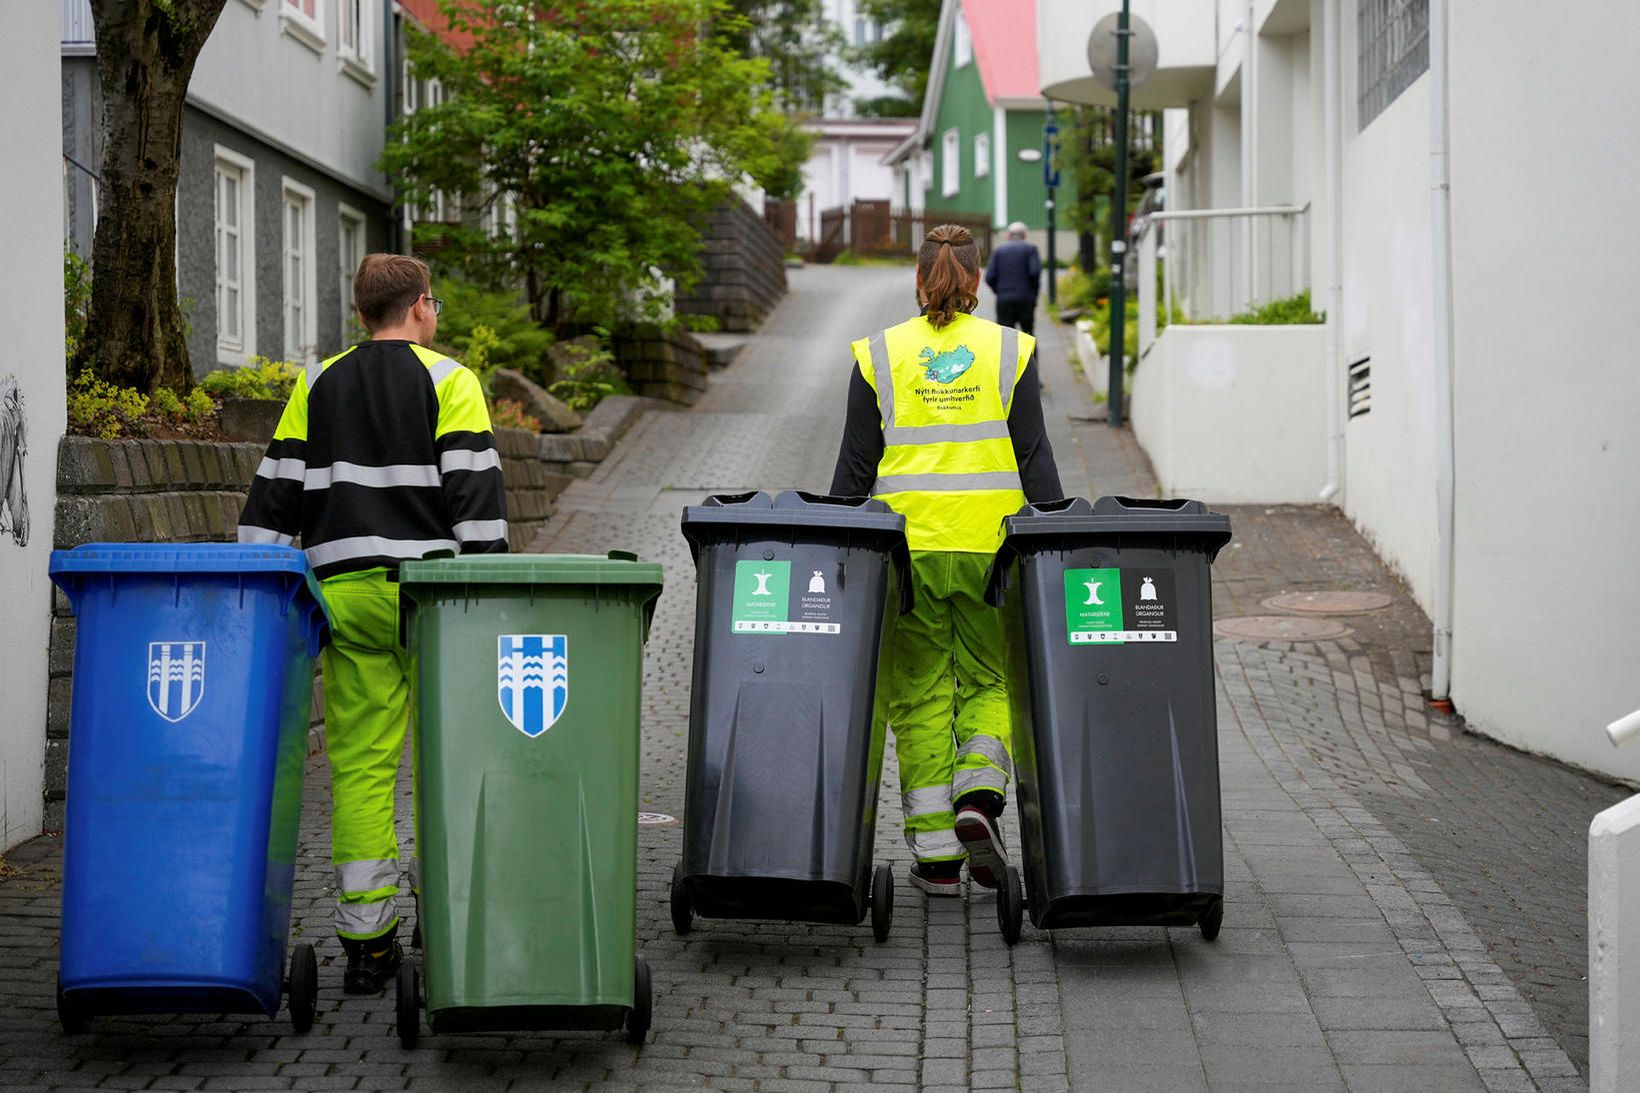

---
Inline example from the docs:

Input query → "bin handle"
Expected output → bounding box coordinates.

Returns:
[891,543,914,615]
[983,546,1015,608]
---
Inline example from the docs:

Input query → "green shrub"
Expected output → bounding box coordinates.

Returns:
[65,252,92,360]
[151,386,217,424]
[67,372,149,439]
[1226,291,1324,325]
[548,338,629,413]
[433,279,555,384]
[199,357,302,401]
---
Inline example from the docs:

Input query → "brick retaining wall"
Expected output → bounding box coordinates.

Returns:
[675,198,788,334]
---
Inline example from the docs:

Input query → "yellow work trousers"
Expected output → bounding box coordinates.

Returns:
[319,568,410,941]
[888,550,1012,864]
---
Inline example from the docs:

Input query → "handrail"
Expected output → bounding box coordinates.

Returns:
[1609,708,1640,748]
[1150,203,1311,222]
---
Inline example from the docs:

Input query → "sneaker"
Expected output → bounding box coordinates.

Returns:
[341,935,403,995]
[954,805,1007,890]
[909,861,964,897]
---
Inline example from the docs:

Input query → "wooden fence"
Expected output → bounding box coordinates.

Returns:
[813,203,993,264]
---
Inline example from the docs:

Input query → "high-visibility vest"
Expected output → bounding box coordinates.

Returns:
[852,313,1034,553]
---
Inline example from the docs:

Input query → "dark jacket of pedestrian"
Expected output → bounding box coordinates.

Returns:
[985,239,1042,304]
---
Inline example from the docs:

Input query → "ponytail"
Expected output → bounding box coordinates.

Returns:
[917,224,981,328]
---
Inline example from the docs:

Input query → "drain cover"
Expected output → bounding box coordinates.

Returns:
[637,812,679,827]
[1261,590,1395,616]
[1215,615,1353,642]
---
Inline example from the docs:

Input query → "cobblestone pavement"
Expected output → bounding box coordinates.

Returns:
[0,264,1624,1091]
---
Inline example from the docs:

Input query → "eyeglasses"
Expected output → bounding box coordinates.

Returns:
[423,294,444,317]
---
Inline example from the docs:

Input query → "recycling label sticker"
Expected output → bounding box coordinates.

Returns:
[1064,567,1178,645]
[732,560,841,635]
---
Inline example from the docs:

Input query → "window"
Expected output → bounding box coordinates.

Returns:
[338,204,366,343]
[941,129,960,197]
[1358,0,1428,129]
[488,190,517,240]
[281,0,325,52]
[281,179,318,364]
[853,16,879,47]
[214,148,256,364]
[974,133,990,178]
[954,11,972,68]
[401,71,448,225]
[338,0,374,82]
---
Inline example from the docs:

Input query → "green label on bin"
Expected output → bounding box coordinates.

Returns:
[1064,567,1178,646]
[732,560,841,635]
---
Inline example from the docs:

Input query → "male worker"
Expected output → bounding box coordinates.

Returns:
[238,254,507,992]
[984,222,1043,337]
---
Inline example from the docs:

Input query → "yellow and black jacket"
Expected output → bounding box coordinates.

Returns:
[238,340,508,579]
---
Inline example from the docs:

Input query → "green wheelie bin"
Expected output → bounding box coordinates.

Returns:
[396,553,663,1048]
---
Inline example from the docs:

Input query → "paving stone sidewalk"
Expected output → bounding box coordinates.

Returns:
[0,264,1624,1092]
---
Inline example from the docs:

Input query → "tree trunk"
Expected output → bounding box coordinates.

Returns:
[79,0,226,393]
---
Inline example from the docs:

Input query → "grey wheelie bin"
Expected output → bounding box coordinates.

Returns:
[985,496,1233,943]
[673,491,910,941]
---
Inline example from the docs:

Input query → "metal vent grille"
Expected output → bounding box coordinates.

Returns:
[1358,0,1429,130]
[1348,357,1372,418]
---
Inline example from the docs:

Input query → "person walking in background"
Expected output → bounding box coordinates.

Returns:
[831,224,1061,897]
[985,222,1042,337]
[238,254,507,993]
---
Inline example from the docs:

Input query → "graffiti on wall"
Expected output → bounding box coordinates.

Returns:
[0,375,28,547]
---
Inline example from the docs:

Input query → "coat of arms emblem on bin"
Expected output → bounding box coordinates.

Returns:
[497,634,568,738]
[146,641,206,723]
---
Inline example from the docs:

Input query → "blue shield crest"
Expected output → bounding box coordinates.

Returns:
[147,641,206,723]
[497,634,568,738]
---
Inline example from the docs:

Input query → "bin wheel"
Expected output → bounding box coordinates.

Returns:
[56,977,89,1035]
[997,865,1024,946]
[395,962,420,1050]
[287,943,318,1033]
[626,955,652,1044]
[1199,897,1224,942]
[669,862,693,936]
[870,864,893,943]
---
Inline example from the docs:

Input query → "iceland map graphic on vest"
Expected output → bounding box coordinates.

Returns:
[497,634,568,738]
[919,345,975,384]
[147,641,205,723]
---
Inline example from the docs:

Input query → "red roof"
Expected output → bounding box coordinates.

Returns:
[962,0,1038,104]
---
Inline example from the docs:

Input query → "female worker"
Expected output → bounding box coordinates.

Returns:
[831,224,1062,896]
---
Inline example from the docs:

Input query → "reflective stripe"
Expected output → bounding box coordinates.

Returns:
[238,525,295,547]
[954,767,1008,798]
[875,470,1024,494]
[305,461,440,490]
[256,456,306,482]
[426,357,460,385]
[902,785,953,818]
[908,827,964,860]
[453,518,508,543]
[867,331,895,427]
[306,535,459,568]
[305,359,325,391]
[439,448,501,474]
[999,326,1020,411]
[335,899,398,939]
[336,859,399,895]
[958,734,1012,773]
[883,420,1012,446]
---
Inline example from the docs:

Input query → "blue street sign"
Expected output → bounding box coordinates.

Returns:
[1043,123,1061,189]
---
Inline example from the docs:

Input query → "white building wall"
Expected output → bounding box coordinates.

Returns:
[0,4,65,850]
[1444,0,1640,781]
[189,0,390,199]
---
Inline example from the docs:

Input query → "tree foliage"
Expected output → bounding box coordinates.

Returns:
[853,0,939,115]
[383,0,810,332]
[1059,106,1161,264]
[725,0,845,115]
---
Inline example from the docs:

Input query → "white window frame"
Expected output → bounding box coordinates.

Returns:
[280,0,326,54]
[488,190,518,241]
[337,0,376,86]
[213,146,256,366]
[337,203,367,344]
[941,129,960,197]
[954,11,973,68]
[281,178,318,364]
[974,132,990,178]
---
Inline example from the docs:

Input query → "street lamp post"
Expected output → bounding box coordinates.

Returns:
[1107,0,1132,427]
[1044,109,1059,306]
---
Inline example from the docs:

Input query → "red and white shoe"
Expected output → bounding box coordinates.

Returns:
[954,807,1007,890]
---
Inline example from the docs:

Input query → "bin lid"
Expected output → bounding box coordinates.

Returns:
[1000,496,1232,543]
[681,490,906,550]
[399,552,665,588]
[48,542,313,577]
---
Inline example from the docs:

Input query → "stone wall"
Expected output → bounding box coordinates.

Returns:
[613,327,711,407]
[675,198,789,334]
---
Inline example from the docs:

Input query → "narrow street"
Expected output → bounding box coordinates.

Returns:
[0,264,1621,1092]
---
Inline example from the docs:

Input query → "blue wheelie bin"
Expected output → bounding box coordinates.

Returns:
[48,543,329,1033]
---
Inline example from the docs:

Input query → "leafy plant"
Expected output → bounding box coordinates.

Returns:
[152,386,217,424]
[431,279,554,383]
[65,252,92,361]
[488,398,542,432]
[67,371,149,439]
[548,338,630,413]
[1226,291,1325,325]
[199,357,302,401]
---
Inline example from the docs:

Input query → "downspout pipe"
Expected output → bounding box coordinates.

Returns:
[1318,0,1343,504]
[1429,0,1458,702]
